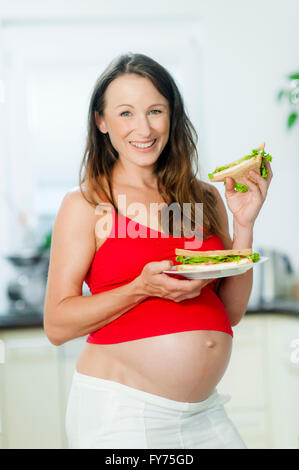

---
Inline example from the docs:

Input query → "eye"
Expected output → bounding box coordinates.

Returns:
[120,109,162,117]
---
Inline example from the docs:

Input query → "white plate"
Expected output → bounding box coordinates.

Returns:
[163,256,268,280]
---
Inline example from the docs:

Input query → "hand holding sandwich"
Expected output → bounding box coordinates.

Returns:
[224,157,273,228]
[209,143,273,228]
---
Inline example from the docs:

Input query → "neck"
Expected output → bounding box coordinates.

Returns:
[112,161,158,190]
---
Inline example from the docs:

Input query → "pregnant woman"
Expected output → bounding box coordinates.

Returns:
[44,52,272,449]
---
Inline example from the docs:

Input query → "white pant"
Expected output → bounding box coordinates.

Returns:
[65,370,246,449]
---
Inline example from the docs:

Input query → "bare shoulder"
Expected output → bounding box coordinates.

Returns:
[62,186,94,210]
[59,185,99,218]
[198,179,218,195]
[49,186,98,268]
[195,179,221,204]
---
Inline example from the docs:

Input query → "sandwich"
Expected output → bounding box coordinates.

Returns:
[175,248,260,271]
[208,142,272,192]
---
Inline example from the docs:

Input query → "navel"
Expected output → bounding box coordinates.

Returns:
[206,340,216,348]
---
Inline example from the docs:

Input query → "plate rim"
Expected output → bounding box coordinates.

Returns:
[163,256,268,275]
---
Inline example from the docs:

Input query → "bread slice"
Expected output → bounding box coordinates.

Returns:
[209,155,262,184]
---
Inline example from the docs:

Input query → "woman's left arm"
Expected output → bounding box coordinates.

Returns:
[210,159,273,326]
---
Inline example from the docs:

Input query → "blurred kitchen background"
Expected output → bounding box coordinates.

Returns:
[0,0,299,449]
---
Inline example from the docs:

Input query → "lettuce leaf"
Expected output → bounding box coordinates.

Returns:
[234,182,249,192]
[176,253,260,264]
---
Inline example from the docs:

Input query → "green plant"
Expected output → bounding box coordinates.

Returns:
[38,231,52,252]
[277,72,299,129]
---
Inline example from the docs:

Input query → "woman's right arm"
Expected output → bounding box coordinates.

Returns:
[43,189,149,346]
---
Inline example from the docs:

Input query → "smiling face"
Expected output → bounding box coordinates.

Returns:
[95,73,170,171]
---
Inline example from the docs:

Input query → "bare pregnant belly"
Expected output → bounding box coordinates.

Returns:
[76,330,232,402]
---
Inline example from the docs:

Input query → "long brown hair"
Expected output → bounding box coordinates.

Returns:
[79,52,224,240]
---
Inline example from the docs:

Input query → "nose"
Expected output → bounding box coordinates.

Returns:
[134,114,152,137]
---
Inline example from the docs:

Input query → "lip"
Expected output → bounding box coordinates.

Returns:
[129,139,156,144]
[129,139,158,152]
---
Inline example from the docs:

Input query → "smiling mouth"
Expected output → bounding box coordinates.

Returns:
[129,139,157,149]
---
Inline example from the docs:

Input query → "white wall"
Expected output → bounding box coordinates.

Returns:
[0,0,298,312]
[198,0,299,271]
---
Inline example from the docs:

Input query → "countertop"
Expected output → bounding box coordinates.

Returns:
[246,298,299,314]
[0,311,44,329]
[0,298,299,329]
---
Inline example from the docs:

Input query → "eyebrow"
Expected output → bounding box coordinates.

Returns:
[115,103,168,109]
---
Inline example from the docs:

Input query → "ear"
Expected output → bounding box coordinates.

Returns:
[94,111,108,134]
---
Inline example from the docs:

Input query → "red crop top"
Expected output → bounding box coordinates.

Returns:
[84,202,233,344]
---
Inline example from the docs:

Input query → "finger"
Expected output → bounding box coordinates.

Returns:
[186,278,212,290]
[252,167,272,195]
[150,260,174,273]
[183,290,203,301]
[224,177,236,194]
[161,260,174,270]
[201,278,216,287]
[160,276,205,292]
[173,289,203,302]
[248,171,268,199]
[242,175,263,199]
[264,159,273,180]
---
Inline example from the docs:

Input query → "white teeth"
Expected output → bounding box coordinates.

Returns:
[130,139,155,149]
